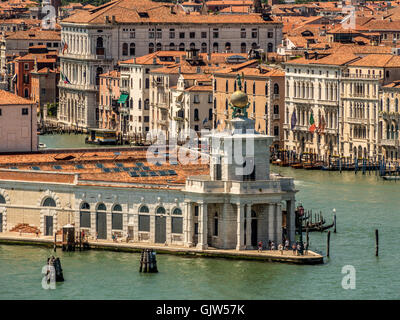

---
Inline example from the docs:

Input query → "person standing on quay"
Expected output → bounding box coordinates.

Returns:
[278,243,283,255]
[258,241,263,252]
[285,239,289,250]
[292,243,297,255]
[268,240,272,250]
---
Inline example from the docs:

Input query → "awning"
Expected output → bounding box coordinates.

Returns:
[117,94,128,103]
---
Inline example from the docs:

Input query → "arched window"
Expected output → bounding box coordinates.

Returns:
[234,81,237,91]
[267,43,273,52]
[96,37,104,55]
[214,212,218,236]
[130,43,135,55]
[387,98,390,112]
[213,42,218,53]
[225,80,228,92]
[225,42,231,51]
[209,108,213,120]
[96,67,103,86]
[43,197,56,207]
[225,99,228,110]
[201,42,207,53]
[274,83,279,94]
[265,83,268,95]
[396,98,399,112]
[156,43,162,51]
[24,88,29,98]
[139,205,150,232]
[241,43,246,53]
[244,81,247,93]
[80,202,90,228]
[97,203,106,211]
[179,43,185,51]
[0,195,5,204]
[190,43,196,49]
[122,43,128,56]
[172,208,182,215]
[112,204,122,230]
[252,43,257,49]
[194,108,199,121]
[169,43,175,51]
[252,81,256,94]
[171,208,183,233]
[149,43,154,54]
[156,207,166,214]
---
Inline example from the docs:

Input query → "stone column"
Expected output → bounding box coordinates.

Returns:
[150,213,155,244]
[276,203,283,245]
[133,206,139,242]
[184,202,193,247]
[106,212,112,240]
[245,204,252,249]
[123,213,128,238]
[236,203,245,250]
[286,200,295,244]
[268,203,276,244]
[90,209,96,239]
[222,202,229,249]
[196,202,208,250]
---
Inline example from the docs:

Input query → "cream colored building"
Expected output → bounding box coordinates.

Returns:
[380,81,400,160]
[58,0,282,130]
[283,52,358,158]
[0,111,297,249]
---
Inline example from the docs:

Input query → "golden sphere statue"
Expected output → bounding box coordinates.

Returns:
[230,90,248,108]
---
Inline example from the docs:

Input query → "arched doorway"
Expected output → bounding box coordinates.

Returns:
[155,207,166,244]
[96,203,107,239]
[42,197,56,236]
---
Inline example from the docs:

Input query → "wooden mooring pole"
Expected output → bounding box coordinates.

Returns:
[375,229,379,257]
[334,214,337,233]
[327,231,331,257]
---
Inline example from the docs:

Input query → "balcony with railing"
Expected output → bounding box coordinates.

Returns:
[341,73,382,80]
[184,175,295,194]
[380,139,399,147]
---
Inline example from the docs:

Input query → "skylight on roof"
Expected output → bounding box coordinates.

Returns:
[9,166,18,170]
[129,171,139,177]
[102,168,111,173]
[76,164,85,169]
[168,170,177,175]
[115,163,124,167]
[96,163,104,168]
[53,165,62,170]
[31,166,40,170]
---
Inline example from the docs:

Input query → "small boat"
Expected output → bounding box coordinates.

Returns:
[382,175,400,181]
[291,163,303,169]
[38,143,46,148]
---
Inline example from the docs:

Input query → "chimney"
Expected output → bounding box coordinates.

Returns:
[105,16,110,23]
[153,57,157,64]
[178,66,181,74]
[305,51,309,59]
[111,15,116,23]
[176,56,180,63]
[196,66,201,73]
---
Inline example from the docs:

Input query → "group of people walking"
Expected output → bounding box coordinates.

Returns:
[257,239,309,255]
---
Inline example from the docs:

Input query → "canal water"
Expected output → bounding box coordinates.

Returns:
[1,163,400,299]
[39,134,107,149]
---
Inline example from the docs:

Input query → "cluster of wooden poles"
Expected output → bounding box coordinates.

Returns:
[139,249,158,273]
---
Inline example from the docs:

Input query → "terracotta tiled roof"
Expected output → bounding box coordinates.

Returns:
[383,80,400,88]
[286,51,360,66]
[0,150,209,189]
[99,70,120,78]
[348,54,400,67]
[0,90,34,105]
[185,85,212,92]
[61,0,280,25]
[4,29,61,41]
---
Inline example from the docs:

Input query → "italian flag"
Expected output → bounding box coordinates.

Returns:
[309,113,316,133]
